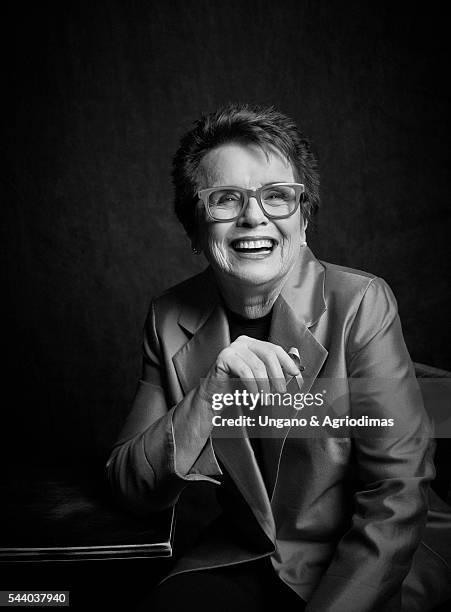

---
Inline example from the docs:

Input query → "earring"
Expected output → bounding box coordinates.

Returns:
[192,246,200,255]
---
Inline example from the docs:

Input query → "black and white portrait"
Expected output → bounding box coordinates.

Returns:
[2,2,450,611]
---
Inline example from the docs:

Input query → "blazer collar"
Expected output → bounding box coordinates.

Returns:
[279,245,327,328]
[172,247,328,541]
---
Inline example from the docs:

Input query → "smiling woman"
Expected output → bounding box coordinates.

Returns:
[107,104,451,612]
[194,143,306,313]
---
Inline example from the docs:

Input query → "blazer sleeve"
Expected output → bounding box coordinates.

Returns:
[305,278,435,612]
[106,300,222,515]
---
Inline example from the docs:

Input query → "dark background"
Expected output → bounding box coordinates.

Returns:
[1,0,450,466]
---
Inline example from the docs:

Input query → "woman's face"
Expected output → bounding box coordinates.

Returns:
[195,143,306,288]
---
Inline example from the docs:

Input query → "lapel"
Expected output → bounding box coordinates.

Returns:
[264,293,328,499]
[172,247,328,539]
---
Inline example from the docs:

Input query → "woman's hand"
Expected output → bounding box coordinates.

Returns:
[199,335,301,402]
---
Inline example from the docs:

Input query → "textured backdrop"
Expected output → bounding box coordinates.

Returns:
[2,0,449,463]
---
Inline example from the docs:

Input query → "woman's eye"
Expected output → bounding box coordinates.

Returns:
[266,191,285,200]
[217,193,240,204]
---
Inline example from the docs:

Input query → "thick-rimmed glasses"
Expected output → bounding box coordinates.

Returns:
[197,182,304,222]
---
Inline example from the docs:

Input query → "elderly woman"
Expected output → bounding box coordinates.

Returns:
[107,105,450,611]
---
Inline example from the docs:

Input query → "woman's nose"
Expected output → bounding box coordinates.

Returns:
[236,196,268,226]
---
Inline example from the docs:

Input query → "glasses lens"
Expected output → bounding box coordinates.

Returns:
[208,189,244,220]
[261,184,298,217]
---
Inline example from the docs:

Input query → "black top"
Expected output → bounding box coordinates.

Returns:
[226,308,272,343]
[225,306,273,490]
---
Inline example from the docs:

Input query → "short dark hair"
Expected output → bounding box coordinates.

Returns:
[172,103,320,237]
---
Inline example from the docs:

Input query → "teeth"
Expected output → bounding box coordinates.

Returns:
[233,240,273,249]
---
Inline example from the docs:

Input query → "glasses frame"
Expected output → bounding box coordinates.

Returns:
[197,182,305,222]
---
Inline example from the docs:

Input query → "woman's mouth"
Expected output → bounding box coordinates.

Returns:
[230,238,277,255]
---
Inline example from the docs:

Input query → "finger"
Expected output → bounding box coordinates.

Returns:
[268,343,301,376]
[248,340,300,378]
[229,337,271,395]
[257,351,287,393]
[216,350,260,396]
[235,347,271,397]
[238,343,286,392]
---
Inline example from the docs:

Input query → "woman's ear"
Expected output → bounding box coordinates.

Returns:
[300,217,308,247]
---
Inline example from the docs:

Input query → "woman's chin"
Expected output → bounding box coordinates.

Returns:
[222,261,284,286]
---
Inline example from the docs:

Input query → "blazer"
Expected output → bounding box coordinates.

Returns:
[107,246,451,612]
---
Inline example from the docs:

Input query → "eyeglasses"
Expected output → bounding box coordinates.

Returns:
[197,182,305,222]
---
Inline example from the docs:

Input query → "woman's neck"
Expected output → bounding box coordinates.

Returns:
[215,274,287,319]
